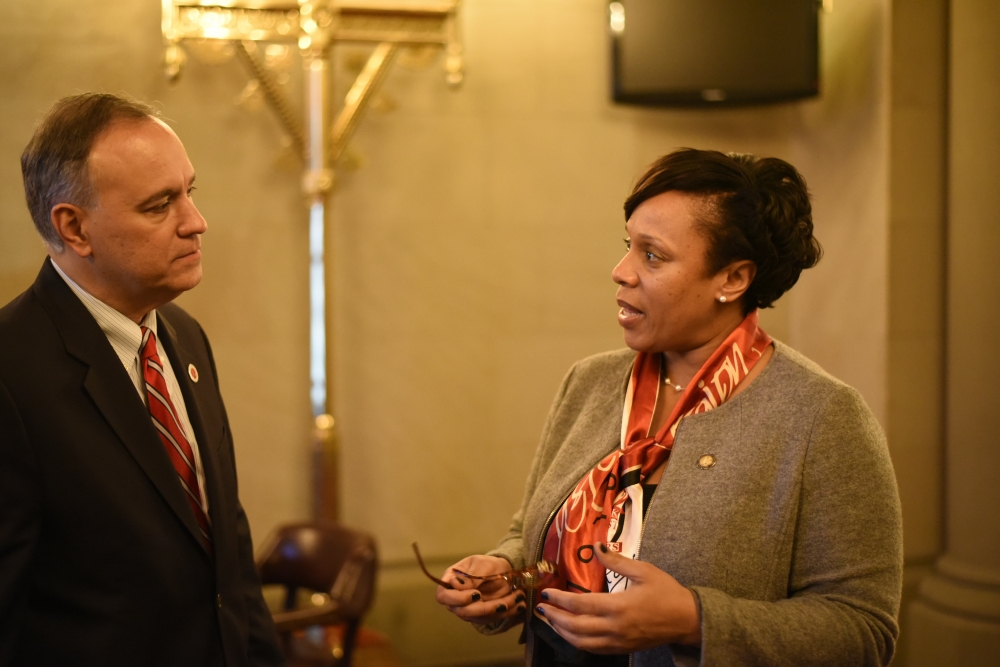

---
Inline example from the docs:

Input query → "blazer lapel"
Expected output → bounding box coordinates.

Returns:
[156,311,227,554]
[33,260,209,556]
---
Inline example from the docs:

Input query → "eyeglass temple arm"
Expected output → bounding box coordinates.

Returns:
[412,542,455,590]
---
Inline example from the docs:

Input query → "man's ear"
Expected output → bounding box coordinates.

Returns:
[50,203,93,258]
[717,259,757,303]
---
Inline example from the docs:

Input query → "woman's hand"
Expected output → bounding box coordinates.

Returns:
[434,554,528,625]
[535,543,701,653]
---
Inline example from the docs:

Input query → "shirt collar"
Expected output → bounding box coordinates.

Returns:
[51,259,158,369]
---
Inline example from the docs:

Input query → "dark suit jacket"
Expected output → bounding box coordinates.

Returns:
[0,259,284,667]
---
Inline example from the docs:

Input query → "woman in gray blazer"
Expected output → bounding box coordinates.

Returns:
[434,149,903,667]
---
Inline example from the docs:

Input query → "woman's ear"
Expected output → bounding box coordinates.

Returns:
[716,260,756,304]
[50,203,94,258]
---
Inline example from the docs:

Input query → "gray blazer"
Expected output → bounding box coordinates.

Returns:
[488,342,903,667]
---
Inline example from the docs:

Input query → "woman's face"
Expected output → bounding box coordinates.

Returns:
[612,190,728,353]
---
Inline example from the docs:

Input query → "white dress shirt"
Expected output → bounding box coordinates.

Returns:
[52,260,210,512]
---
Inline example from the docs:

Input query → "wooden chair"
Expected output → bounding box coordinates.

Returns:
[256,522,378,667]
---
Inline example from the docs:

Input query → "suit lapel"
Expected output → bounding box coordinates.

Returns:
[33,260,210,557]
[157,310,227,554]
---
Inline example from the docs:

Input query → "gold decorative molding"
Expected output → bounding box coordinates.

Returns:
[163,1,463,81]
[163,0,463,158]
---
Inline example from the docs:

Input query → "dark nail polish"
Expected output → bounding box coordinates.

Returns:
[496,603,507,613]
[471,591,481,602]
[517,604,526,613]
[536,606,545,616]
[540,590,549,601]
[599,543,608,553]
[515,593,525,604]
[456,577,465,585]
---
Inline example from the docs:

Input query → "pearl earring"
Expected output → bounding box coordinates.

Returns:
[718,296,727,303]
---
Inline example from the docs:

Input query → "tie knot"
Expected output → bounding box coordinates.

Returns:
[139,326,158,363]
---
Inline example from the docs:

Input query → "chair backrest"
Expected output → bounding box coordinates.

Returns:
[257,522,378,619]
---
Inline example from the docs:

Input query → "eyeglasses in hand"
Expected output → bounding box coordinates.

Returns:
[411,542,557,592]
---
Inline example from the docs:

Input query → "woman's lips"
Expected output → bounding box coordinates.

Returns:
[617,300,644,327]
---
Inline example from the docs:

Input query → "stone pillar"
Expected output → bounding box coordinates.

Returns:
[886,1,948,663]
[907,0,1000,663]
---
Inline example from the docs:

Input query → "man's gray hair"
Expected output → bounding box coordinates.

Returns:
[21,93,159,250]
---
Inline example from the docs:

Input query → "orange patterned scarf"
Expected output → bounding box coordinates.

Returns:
[540,311,772,595]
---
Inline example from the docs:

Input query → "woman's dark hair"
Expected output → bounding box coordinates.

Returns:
[624,148,822,311]
[21,93,158,250]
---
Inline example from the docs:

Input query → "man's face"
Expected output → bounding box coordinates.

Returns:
[80,118,206,316]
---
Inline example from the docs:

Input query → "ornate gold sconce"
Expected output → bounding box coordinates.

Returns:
[161,0,463,520]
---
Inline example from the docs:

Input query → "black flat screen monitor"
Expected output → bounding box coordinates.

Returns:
[610,0,820,106]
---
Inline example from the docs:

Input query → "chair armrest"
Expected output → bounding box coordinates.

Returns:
[271,601,349,633]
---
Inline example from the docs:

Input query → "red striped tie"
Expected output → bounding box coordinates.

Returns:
[140,326,212,550]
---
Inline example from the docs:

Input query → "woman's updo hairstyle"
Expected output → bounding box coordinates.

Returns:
[624,148,822,311]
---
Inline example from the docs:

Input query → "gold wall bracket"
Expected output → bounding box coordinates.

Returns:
[163,1,463,165]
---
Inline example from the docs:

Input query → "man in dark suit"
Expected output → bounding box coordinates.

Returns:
[0,93,285,666]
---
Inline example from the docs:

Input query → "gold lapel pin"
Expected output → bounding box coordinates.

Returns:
[697,454,716,469]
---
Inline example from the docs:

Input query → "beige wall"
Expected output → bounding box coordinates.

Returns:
[0,0,904,664]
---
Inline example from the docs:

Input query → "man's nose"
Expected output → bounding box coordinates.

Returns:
[178,197,208,236]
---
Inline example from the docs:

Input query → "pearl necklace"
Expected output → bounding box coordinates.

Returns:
[663,376,685,392]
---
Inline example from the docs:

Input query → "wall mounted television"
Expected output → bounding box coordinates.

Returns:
[609,0,821,107]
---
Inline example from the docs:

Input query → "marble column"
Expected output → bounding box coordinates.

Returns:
[907,0,1000,663]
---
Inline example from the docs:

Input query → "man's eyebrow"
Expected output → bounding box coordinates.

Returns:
[136,174,196,209]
